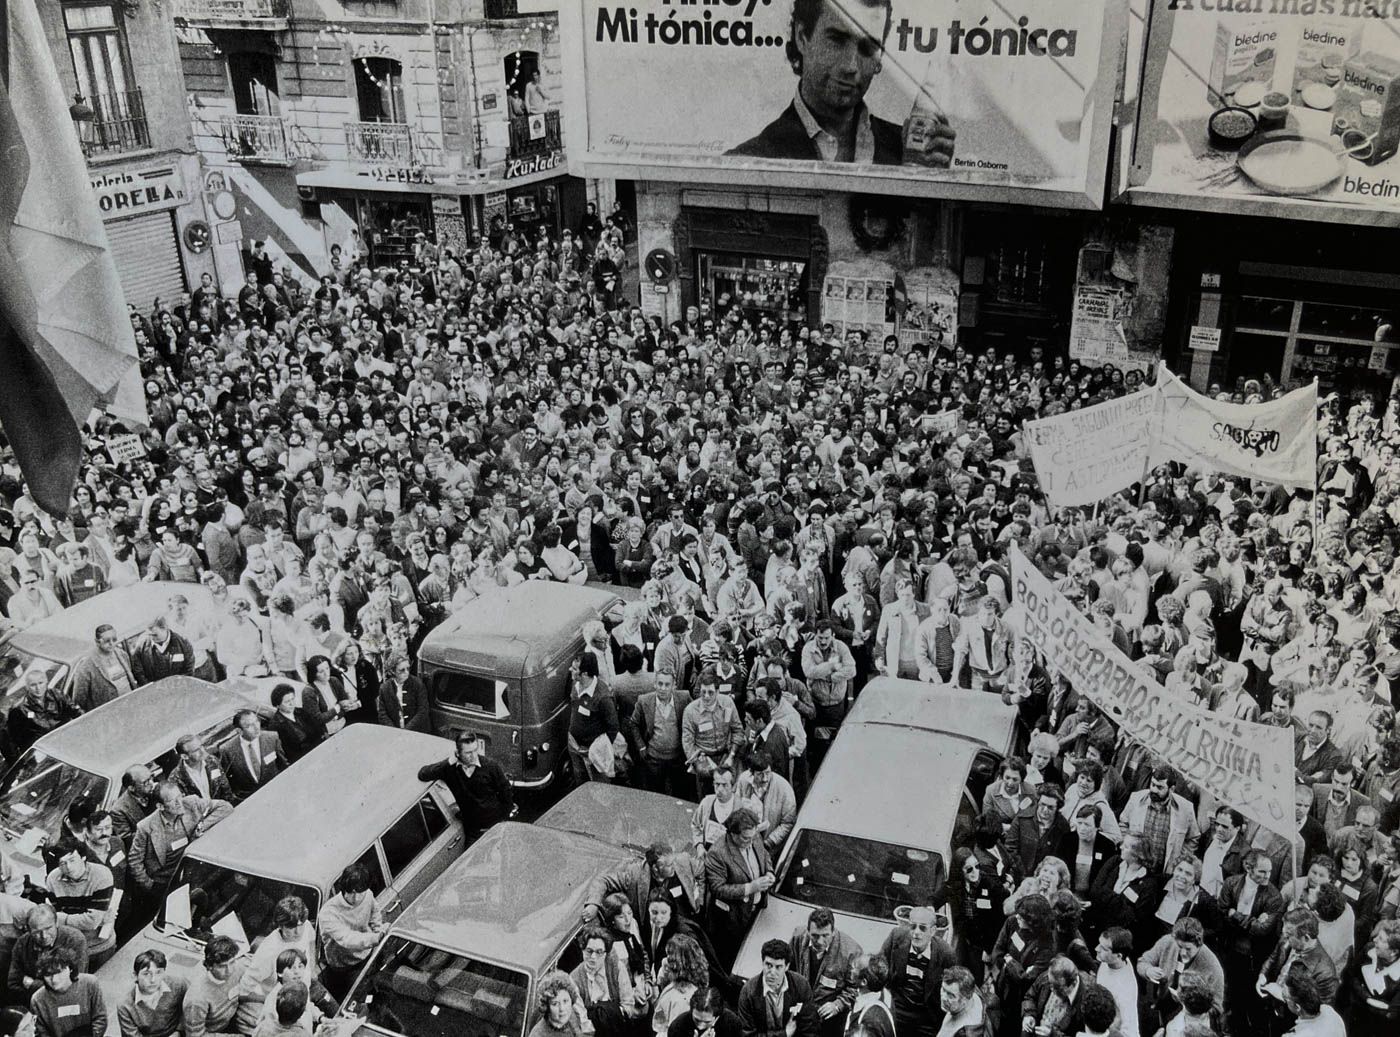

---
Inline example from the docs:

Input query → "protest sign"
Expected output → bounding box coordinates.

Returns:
[1022,387,1158,507]
[922,409,959,437]
[106,434,145,464]
[560,0,1125,208]
[1151,366,1317,489]
[1122,0,1400,224]
[1011,546,1295,833]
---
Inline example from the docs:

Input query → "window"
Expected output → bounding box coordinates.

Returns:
[160,860,318,949]
[0,753,108,848]
[64,4,132,103]
[776,830,946,920]
[430,671,508,717]
[420,793,449,839]
[353,57,405,123]
[229,52,279,116]
[345,938,530,1037]
[352,844,389,895]
[380,805,431,879]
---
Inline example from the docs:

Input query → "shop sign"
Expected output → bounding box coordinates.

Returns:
[1123,0,1400,223]
[504,150,563,180]
[370,166,435,185]
[90,166,186,220]
[1188,325,1222,353]
[561,0,1125,208]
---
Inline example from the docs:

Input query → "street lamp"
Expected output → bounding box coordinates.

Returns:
[69,93,95,156]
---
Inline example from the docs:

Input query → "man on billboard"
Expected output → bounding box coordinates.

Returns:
[728,0,955,167]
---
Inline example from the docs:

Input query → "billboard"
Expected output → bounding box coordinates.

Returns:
[558,0,1126,209]
[1122,0,1400,224]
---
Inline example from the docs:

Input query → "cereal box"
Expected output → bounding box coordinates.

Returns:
[1292,20,1362,104]
[1208,20,1279,106]
[1333,53,1400,166]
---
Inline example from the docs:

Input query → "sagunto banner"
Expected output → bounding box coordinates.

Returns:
[1151,366,1318,489]
[1023,386,1159,507]
[562,0,1124,207]
[1010,547,1295,833]
[1127,0,1400,222]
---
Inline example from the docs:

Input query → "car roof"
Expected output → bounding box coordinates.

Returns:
[37,677,245,774]
[390,822,631,970]
[792,723,982,849]
[419,583,620,674]
[185,726,451,890]
[7,583,213,665]
[535,784,696,853]
[845,678,1018,751]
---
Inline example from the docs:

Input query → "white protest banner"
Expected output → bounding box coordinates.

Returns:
[1010,546,1294,834]
[105,434,145,464]
[1151,366,1317,489]
[922,409,959,437]
[1021,387,1158,507]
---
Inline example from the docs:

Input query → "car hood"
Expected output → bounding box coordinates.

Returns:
[95,924,206,1035]
[732,895,898,979]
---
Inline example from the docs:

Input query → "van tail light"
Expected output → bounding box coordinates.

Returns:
[524,748,539,767]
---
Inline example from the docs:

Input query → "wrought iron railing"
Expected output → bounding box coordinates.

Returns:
[508,109,561,159]
[344,121,416,164]
[220,113,291,164]
[83,89,151,157]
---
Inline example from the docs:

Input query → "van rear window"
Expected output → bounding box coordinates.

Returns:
[431,672,509,718]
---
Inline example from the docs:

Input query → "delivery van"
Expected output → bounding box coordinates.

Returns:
[417,582,626,788]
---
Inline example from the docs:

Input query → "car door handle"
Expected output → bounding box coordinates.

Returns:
[448,834,463,848]
[385,899,401,914]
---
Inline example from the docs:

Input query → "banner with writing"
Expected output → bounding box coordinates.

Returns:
[1151,366,1317,489]
[560,0,1124,208]
[1022,388,1159,507]
[1011,546,1295,835]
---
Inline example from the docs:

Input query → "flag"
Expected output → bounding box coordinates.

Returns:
[1150,364,1316,490]
[0,0,144,518]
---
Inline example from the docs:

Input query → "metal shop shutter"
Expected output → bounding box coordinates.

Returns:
[104,211,187,309]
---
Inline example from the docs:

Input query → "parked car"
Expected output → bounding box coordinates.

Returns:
[0,676,266,883]
[731,678,1019,976]
[417,582,626,789]
[0,581,213,718]
[332,786,694,1037]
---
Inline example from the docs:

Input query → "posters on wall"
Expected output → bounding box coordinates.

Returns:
[1011,547,1296,835]
[560,0,1125,207]
[1124,0,1400,222]
[1068,284,1131,366]
[899,268,959,347]
[822,275,896,339]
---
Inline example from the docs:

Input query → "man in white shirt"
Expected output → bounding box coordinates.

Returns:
[1094,928,1139,1037]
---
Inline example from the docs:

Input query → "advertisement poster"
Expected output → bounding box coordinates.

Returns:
[1011,547,1295,834]
[1068,285,1129,365]
[561,0,1125,208]
[1125,0,1400,222]
[822,275,895,338]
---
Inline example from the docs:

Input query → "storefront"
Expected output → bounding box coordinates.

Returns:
[472,171,588,247]
[1165,216,1400,396]
[90,162,193,307]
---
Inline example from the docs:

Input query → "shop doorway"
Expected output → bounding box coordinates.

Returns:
[696,251,808,327]
[351,193,431,269]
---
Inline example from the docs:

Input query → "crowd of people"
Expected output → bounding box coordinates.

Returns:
[0,206,1395,1037]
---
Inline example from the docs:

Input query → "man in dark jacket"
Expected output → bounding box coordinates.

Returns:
[377,654,430,732]
[129,617,194,686]
[670,985,743,1037]
[737,939,819,1037]
[567,653,620,783]
[789,907,861,1037]
[877,906,956,1037]
[417,731,513,838]
[1021,957,1094,1037]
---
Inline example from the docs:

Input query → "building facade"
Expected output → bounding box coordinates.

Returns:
[169,0,591,288]
[41,0,220,308]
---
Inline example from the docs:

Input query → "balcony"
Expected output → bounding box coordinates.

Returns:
[172,0,290,28]
[344,121,417,165]
[484,0,524,17]
[79,90,151,159]
[220,113,292,165]
[508,109,561,159]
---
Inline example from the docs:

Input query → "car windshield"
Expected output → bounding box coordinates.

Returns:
[344,936,530,1037]
[0,648,66,714]
[158,859,319,950]
[775,829,946,920]
[0,750,107,853]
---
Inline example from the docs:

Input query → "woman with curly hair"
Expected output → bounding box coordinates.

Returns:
[529,972,584,1037]
[650,933,707,1036]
